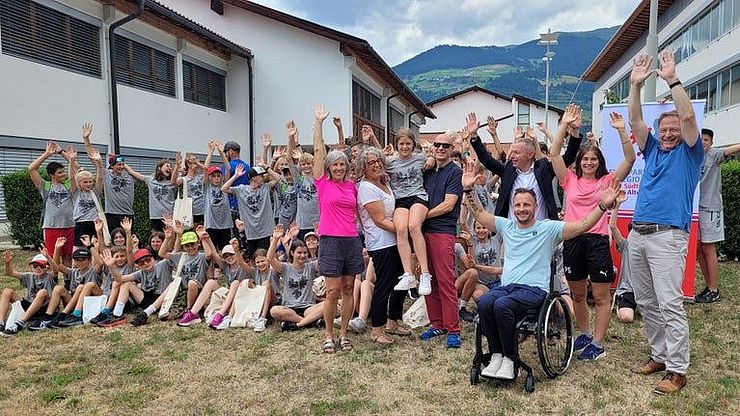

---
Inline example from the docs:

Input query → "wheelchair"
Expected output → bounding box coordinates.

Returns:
[469,262,574,393]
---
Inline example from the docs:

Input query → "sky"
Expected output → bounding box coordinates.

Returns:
[250,0,642,66]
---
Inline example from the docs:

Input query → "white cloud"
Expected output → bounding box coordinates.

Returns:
[250,0,641,65]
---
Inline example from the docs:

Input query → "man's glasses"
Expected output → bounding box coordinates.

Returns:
[433,142,452,149]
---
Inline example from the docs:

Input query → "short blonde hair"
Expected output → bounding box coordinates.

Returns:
[298,152,314,165]
[75,169,93,184]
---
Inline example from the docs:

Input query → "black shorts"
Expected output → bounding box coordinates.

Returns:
[289,306,309,317]
[246,237,271,259]
[395,196,428,210]
[207,228,232,251]
[105,213,130,234]
[563,233,614,283]
[20,299,47,317]
[150,219,165,232]
[193,214,205,226]
[616,292,636,310]
[138,291,160,309]
[318,236,365,277]
[74,221,96,246]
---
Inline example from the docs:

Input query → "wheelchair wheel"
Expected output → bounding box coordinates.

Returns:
[536,294,574,379]
[470,367,480,385]
[524,373,535,393]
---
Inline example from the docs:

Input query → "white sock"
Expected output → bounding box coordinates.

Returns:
[458,299,467,309]
[113,302,125,316]
[144,305,156,316]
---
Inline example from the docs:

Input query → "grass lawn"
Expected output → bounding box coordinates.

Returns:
[0,249,738,415]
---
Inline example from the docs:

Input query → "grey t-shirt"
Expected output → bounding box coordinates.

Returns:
[72,189,100,222]
[386,153,428,200]
[276,179,298,227]
[223,262,250,286]
[101,264,133,296]
[131,259,173,294]
[145,176,176,219]
[169,252,209,288]
[294,172,318,230]
[615,239,632,295]
[276,261,318,308]
[40,180,74,228]
[254,267,274,287]
[454,242,467,276]
[473,235,502,284]
[466,183,495,230]
[699,148,725,211]
[185,174,205,216]
[20,272,57,302]
[68,267,101,292]
[204,183,232,230]
[233,184,274,240]
[103,170,134,215]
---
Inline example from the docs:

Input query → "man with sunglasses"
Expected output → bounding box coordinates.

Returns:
[419,133,464,348]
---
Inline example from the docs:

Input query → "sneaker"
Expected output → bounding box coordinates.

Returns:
[394,272,418,291]
[446,333,461,348]
[574,333,593,352]
[281,321,299,332]
[177,310,201,327]
[253,317,267,332]
[418,272,432,296]
[0,322,4,332]
[130,312,149,327]
[48,313,67,329]
[493,356,518,380]
[694,286,710,302]
[654,372,687,395]
[215,315,232,330]
[459,308,477,323]
[695,289,720,303]
[90,311,110,326]
[631,357,667,375]
[348,317,366,333]
[59,315,83,328]
[101,314,127,328]
[209,312,224,329]
[578,343,606,361]
[28,319,53,331]
[0,321,24,337]
[419,327,446,341]
[481,353,503,378]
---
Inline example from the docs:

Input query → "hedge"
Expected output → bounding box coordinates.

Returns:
[1,170,150,248]
[718,160,740,260]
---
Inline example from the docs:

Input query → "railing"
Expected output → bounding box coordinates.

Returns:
[352,114,385,147]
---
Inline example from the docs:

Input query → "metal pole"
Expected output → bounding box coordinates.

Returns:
[545,43,550,130]
[645,0,659,101]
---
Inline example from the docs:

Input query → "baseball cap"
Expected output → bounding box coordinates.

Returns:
[180,231,199,245]
[207,166,222,176]
[303,232,318,241]
[29,254,48,266]
[72,248,92,259]
[248,166,267,179]
[224,141,241,152]
[221,245,235,256]
[108,154,125,168]
[132,248,152,263]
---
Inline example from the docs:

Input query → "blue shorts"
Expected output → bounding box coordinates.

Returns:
[318,236,364,277]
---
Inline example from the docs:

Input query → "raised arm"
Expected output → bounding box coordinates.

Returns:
[52,237,71,275]
[264,165,281,188]
[656,49,698,146]
[61,145,79,193]
[609,193,628,247]
[100,249,136,283]
[29,142,61,190]
[464,112,504,176]
[461,162,496,234]
[486,116,505,158]
[549,104,580,183]
[609,112,637,181]
[628,54,653,150]
[362,125,381,149]
[121,217,134,264]
[562,178,620,240]
[204,140,216,169]
[3,251,22,280]
[724,143,740,158]
[261,133,272,167]
[536,121,555,145]
[88,146,104,193]
[333,117,345,148]
[81,123,94,153]
[286,120,299,167]
[170,152,183,186]
[221,164,245,194]
[312,104,329,178]
[266,225,285,274]
[124,163,147,182]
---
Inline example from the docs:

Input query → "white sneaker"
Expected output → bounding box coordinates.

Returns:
[481,353,503,378]
[494,357,518,380]
[246,318,255,329]
[216,316,232,330]
[348,317,366,333]
[418,272,432,296]
[253,317,267,332]
[394,272,418,291]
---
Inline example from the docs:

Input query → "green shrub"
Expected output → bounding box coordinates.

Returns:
[718,160,740,259]
[1,170,43,248]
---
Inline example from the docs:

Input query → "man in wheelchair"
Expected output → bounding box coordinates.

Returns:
[461,162,620,380]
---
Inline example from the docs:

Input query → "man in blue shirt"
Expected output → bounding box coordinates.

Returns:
[463,162,620,380]
[222,141,251,223]
[627,50,702,395]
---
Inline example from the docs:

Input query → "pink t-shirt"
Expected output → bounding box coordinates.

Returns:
[315,174,359,237]
[562,170,614,235]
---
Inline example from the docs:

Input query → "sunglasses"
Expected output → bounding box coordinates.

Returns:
[433,142,452,149]
[31,263,47,269]
[135,256,153,266]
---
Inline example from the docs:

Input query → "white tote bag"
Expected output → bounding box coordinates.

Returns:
[158,254,187,319]
[204,287,229,323]
[230,283,266,328]
[173,177,193,229]
[82,295,108,324]
[90,191,111,246]
[6,300,25,326]
[403,296,430,329]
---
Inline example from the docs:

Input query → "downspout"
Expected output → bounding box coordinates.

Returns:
[108,0,146,154]
[385,93,399,146]
[247,56,255,165]
[407,110,419,128]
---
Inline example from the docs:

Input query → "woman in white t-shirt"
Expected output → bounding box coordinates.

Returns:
[356,147,411,346]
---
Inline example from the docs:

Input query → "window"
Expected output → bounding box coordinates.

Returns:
[0,0,101,76]
[681,61,740,113]
[183,60,226,111]
[732,64,740,105]
[609,74,630,102]
[114,34,175,97]
[719,69,731,108]
[517,102,530,126]
[352,81,381,123]
[660,0,739,63]
[390,107,404,133]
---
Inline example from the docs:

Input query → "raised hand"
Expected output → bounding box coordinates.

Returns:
[234,164,245,177]
[262,133,272,149]
[313,104,329,122]
[286,120,298,138]
[272,224,285,240]
[120,217,132,232]
[462,161,482,189]
[235,219,245,232]
[615,189,628,206]
[332,116,342,128]
[656,49,677,83]
[46,141,62,155]
[3,250,12,264]
[630,54,655,86]
[230,238,240,252]
[172,220,184,236]
[562,103,580,126]
[599,177,622,209]
[525,126,537,141]
[80,235,91,247]
[164,226,173,240]
[61,144,77,160]
[288,222,299,239]
[55,236,67,249]
[460,112,479,141]
[609,112,625,130]
[273,146,285,159]
[81,123,93,140]
[535,121,547,133]
[486,116,498,136]
[291,148,302,160]
[88,146,102,162]
[100,248,116,268]
[514,125,526,139]
[361,125,375,144]
[130,234,139,248]
[382,143,394,156]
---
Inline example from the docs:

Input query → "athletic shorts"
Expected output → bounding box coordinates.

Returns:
[616,292,637,310]
[246,237,271,259]
[288,306,309,317]
[563,233,614,283]
[43,227,74,258]
[699,209,724,243]
[105,213,130,234]
[395,196,428,210]
[318,236,364,277]
[207,228,232,251]
[138,291,159,308]
[20,299,47,317]
[74,221,96,247]
[193,214,205,226]
[150,219,165,232]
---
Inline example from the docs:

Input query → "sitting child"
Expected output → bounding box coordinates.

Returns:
[610,199,635,323]
[1,251,57,336]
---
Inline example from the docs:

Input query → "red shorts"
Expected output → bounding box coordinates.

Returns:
[44,227,75,258]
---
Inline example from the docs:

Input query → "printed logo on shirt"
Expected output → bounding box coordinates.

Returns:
[475,246,498,266]
[110,175,130,193]
[296,178,316,201]
[188,180,203,199]
[79,197,97,214]
[288,276,308,299]
[394,168,419,189]
[48,189,70,207]
[152,184,171,202]
[210,187,224,205]
[245,191,264,215]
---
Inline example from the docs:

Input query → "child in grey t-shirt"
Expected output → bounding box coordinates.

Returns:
[0,251,57,335]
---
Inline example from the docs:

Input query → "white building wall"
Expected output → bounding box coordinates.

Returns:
[423,92,515,142]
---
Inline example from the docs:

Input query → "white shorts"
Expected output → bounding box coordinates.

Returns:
[699,209,724,243]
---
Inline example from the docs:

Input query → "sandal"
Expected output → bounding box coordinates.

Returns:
[339,336,353,352]
[385,324,412,336]
[370,333,394,346]
[322,338,336,354]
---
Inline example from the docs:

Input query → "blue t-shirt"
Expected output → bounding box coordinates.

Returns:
[223,159,251,209]
[422,162,462,235]
[633,132,703,232]
[495,217,564,293]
